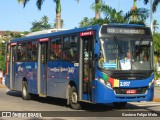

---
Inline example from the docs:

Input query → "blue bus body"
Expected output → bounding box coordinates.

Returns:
[5,24,154,109]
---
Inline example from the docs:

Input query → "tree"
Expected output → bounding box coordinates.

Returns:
[131,0,137,11]
[95,0,101,19]
[80,2,149,27]
[101,5,126,23]
[91,0,102,19]
[100,3,149,24]
[153,33,160,79]
[152,0,160,12]
[131,0,137,21]
[0,40,6,71]
[153,33,160,54]
[30,16,52,32]
[143,0,160,12]
[125,8,149,25]
[79,17,91,27]
[17,0,25,4]
[19,0,62,29]
[153,19,159,33]
[18,0,79,29]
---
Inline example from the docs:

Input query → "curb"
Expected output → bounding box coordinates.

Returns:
[153,98,160,102]
[0,84,6,88]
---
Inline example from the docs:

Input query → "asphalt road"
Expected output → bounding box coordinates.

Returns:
[0,86,160,120]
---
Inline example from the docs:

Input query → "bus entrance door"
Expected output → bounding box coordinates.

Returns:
[10,44,17,90]
[79,31,95,102]
[38,38,49,97]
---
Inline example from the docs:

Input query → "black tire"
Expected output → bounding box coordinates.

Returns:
[22,81,31,100]
[113,102,127,108]
[69,86,81,110]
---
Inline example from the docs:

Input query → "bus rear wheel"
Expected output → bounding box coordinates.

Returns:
[22,81,31,100]
[69,86,81,110]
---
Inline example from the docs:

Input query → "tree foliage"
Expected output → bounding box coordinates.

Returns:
[153,19,159,33]
[153,33,160,54]
[0,40,6,71]
[142,0,160,12]
[80,3,149,27]
[30,16,52,32]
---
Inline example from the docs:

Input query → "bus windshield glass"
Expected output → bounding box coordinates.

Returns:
[99,36,152,70]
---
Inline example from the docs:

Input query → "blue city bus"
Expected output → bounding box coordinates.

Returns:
[5,24,154,109]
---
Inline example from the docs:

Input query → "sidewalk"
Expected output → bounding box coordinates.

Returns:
[153,87,160,102]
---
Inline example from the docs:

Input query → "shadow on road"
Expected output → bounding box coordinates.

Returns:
[6,90,68,107]
[6,90,22,97]
[6,90,113,111]
[5,90,160,113]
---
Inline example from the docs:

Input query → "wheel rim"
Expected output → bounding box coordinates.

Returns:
[23,86,27,97]
[71,92,78,104]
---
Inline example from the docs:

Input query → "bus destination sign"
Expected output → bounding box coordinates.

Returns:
[107,27,145,35]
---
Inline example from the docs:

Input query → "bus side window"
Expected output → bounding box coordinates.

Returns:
[27,41,37,61]
[50,38,62,60]
[63,36,70,60]
[70,35,78,60]
[62,35,78,61]
[6,43,11,74]
[6,43,10,62]
[17,43,26,61]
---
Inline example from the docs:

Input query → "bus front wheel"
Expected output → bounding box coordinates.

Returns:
[69,86,81,110]
[22,81,31,100]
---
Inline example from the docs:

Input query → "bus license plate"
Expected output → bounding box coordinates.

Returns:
[126,90,137,94]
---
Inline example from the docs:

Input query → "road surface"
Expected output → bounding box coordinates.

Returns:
[0,86,160,120]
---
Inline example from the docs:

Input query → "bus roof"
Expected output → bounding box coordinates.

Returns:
[10,24,149,43]
[25,29,67,37]
[10,24,100,43]
[108,23,145,27]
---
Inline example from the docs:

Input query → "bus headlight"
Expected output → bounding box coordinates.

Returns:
[148,79,154,88]
[99,78,112,89]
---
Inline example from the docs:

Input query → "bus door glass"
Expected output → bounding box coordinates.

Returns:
[10,43,17,90]
[79,31,94,101]
[38,38,49,95]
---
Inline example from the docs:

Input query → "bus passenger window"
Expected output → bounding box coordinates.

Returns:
[6,43,10,62]
[70,48,77,60]
[17,43,26,61]
[50,38,61,60]
[62,35,78,61]
[27,41,37,61]
[70,36,78,60]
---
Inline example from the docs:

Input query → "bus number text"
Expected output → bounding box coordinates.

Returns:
[120,82,130,87]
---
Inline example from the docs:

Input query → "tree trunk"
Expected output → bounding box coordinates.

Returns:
[134,0,137,7]
[56,13,61,29]
[95,0,100,19]
[56,0,61,29]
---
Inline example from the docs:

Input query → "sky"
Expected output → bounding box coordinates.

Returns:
[0,0,159,32]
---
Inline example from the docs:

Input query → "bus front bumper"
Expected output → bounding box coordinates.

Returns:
[93,81,154,104]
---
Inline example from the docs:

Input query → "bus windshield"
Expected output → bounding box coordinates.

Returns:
[99,36,153,70]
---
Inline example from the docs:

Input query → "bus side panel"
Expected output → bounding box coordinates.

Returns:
[25,62,38,94]
[47,61,62,97]
[47,61,79,99]
[61,61,79,98]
